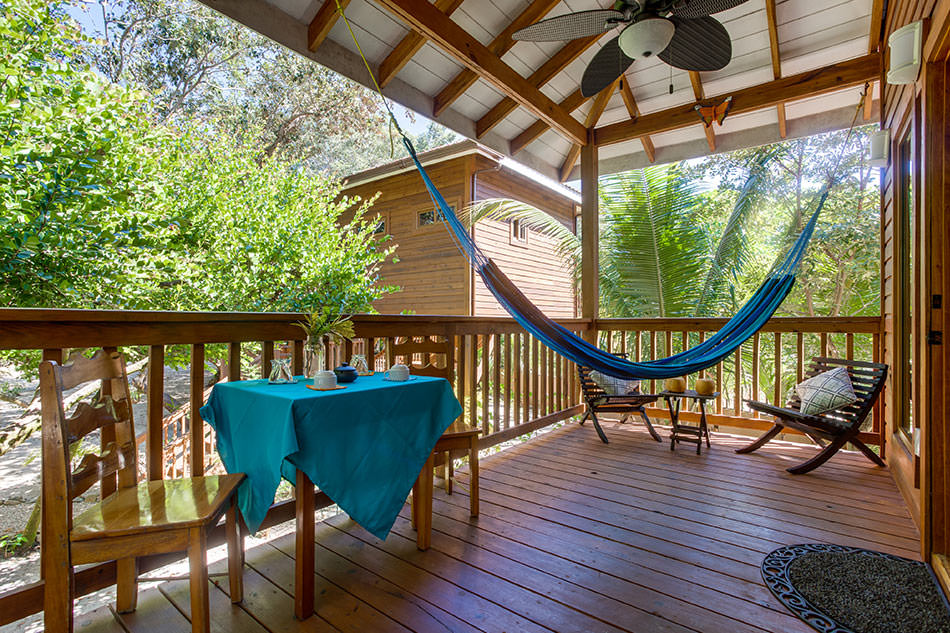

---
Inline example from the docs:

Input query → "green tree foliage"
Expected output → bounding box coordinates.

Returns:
[0,0,396,313]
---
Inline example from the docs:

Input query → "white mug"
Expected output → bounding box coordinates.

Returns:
[314,369,337,389]
[386,363,410,381]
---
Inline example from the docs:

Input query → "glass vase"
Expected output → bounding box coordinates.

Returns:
[304,337,326,379]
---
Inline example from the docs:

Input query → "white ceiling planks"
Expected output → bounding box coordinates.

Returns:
[201,0,878,180]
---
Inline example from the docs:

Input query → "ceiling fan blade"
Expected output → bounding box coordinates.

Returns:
[658,16,731,71]
[671,0,751,19]
[581,35,634,98]
[513,9,625,42]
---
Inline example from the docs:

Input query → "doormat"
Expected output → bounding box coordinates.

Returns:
[762,543,950,633]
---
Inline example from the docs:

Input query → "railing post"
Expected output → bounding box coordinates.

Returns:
[190,343,205,476]
[147,344,165,481]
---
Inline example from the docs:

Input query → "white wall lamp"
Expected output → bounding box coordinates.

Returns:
[868,129,890,168]
[886,20,923,84]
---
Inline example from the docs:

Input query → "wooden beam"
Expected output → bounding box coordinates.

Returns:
[619,80,655,162]
[765,0,787,138]
[595,53,880,146]
[863,81,874,120]
[377,0,465,88]
[475,35,599,138]
[559,79,618,182]
[510,89,587,155]
[308,0,349,52]
[868,0,884,53]
[433,0,562,117]
[689,71,716,151]
[580,133,598,341]
[373,0,587,146]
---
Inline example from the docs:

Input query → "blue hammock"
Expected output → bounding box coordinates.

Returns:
[401,137,827,381]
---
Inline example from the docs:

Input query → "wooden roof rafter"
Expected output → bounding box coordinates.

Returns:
[372,0,588,146]
[764,0,787,138]
[688,71,717,151]
[618,79,655,163]
[433,0,563,117]
[475,34,601,139]
[510,89,588,155]
[376,0,465,88]
[559,78,619,182]
[308,0,349,51]
[594,53,881,146]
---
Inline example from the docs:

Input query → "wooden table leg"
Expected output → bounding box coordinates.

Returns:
[415,453,434,550]
[667,397,680,451]
[294,469,315,620]
[700,400,711,451]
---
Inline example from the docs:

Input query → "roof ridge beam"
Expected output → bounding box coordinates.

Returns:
[377,0,465,88]
[594,53,880,147]
[433,0,562,117]
[373,0,587,146]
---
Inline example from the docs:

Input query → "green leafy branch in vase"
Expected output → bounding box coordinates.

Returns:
[295,306,356,343]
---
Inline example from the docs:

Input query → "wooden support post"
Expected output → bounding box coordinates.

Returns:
[580,131,599,343]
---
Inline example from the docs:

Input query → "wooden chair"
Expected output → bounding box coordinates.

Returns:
[394,336,479,549]
[735,357,888,474]
[577,363,661,444]
[40,349,245,633]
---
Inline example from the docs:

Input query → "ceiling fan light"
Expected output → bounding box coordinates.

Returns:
[618,17,675,59]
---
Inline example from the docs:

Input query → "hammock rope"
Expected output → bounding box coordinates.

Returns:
[334,2,868,380]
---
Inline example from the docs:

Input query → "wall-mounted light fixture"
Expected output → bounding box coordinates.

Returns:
[868,129,890,168]
[886,20,923,84]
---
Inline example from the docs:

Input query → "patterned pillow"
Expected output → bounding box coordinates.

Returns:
[796,366,857,416]
[590,371,641,396]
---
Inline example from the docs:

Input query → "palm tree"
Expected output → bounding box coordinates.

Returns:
[459,158,773,318]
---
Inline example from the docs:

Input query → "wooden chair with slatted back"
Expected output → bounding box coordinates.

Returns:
[40,349,246,633]
[735,357,888,474]
[393,336,479,548]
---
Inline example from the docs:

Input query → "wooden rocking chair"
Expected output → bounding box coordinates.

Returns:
[735,357,888,474]
[576,363,661,444]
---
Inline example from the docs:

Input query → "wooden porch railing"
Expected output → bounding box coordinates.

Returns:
[0,309,883,625]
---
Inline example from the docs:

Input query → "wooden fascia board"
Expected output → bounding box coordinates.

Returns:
[377,0,465,88]
[594,53,881,146]
[475,35,599,138]
[433,0,562,116]
[373,0,587,146]
[308,0,349,51]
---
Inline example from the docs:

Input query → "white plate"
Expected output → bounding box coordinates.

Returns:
[382,376,416,382]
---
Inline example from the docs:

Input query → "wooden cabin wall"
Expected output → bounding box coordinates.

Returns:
[881,0,950,565]
[342,156,471,315]
[470,156,578,318]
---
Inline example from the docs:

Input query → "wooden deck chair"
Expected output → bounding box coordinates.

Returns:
[393,336,479,549]
[40,349,245,633]
[576,362,661,444]
[735,357,888,474]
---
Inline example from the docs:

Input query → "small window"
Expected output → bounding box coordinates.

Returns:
[510,219,528,245]
[372,218,386,235]
[418,209,436,227]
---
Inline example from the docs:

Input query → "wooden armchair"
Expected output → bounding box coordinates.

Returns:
[577,363,661,444]
[735,357,888,474]
[393,336,479,549]
[40,349,245,633]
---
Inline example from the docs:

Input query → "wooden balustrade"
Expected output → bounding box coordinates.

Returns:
[0,308,883,625]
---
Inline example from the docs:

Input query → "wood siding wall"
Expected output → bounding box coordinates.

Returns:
[343,156,472,315]
[342,153,578,317]
[881,0,950,562]
[471,156,578,318]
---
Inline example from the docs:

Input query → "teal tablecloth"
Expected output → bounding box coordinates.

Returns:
[199,374,461,538]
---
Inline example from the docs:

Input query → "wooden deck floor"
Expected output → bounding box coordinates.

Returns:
[76,420,919,633]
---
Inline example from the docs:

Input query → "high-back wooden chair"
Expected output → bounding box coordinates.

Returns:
[735,357,888,474]
[40,349,245,633]
[393,336,479,549]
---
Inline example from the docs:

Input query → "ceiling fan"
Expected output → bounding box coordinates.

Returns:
[512,0,750,97]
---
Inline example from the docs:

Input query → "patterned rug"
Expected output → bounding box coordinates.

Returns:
[762,544,950,633]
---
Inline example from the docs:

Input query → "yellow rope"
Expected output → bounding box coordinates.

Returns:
[333,0,407,155]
